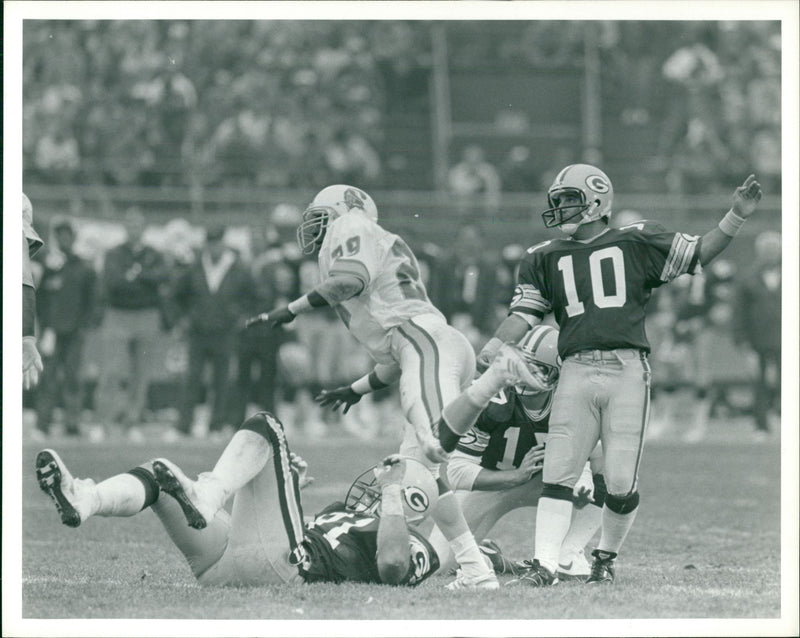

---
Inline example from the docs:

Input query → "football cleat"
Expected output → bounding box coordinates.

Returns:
[152,459,217,530]
[479,539,520,576]
[506,559,559,587]
[35,449,94,527]
[446,569,500,591]
[586,549,617,584]
[556,549,591,581]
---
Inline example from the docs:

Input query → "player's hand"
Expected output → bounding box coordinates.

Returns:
[516,443,545,483]
[289,452,315,489]
[415,428,449,464]
[572,469,595,509]
[374,454,406,488]
[476,337,503,372]
[731,174,762,218]
[315,386,362,413]
[245,305,296,329]
[23,336,43,390]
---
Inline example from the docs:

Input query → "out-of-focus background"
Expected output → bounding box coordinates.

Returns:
[21,19,782,446]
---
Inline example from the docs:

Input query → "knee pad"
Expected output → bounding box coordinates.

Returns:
[605,491,639,515]
[128,466,160,510]
[592,473,607,508]
[541,482,574,502]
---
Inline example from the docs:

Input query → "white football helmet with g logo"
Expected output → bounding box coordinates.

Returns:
[297,184,378,254]
[541,164,614,236]
[516,324,561,395]
[345,457,438,524]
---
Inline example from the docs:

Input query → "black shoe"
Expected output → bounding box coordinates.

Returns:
[506,559,558,587]
[35,449,82,528]
[478,538,520,575]
[152,459,209,530]
[586,549,616,584]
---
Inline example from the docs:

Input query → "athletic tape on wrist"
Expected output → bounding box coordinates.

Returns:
[351,375,372,395]
[718,209,746,237]
[287,295,312,315]
[381,484,404,517]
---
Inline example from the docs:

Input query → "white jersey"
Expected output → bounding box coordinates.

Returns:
[318,213,444,362]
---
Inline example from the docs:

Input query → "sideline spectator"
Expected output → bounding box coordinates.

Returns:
[173,225,253,440]
[95,208,170,440]
[448,145,501,217]
[23,193,45,392]
[733,231,781,438]
[35,218,96,438]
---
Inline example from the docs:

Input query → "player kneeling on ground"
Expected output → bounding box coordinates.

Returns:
[35,413,442,587]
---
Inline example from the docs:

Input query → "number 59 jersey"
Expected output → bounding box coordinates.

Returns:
[512,221,702,358]
[318,213,444,363]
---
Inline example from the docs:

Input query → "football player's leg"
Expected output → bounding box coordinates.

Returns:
[216,412,306,585]
[558,444,606,579]
[595,357,651,566]
[533,359,601,577]
[36,449,159,527]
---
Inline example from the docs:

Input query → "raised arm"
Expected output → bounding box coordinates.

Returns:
[698,174,762,266]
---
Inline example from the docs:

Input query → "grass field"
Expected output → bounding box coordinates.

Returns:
[8,416,797,637]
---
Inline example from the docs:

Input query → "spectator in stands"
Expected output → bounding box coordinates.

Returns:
[447,145,501,216]
[733,231,781,438]
[499,145,538,193]
[428,224,505,346]
[173,225,253,440]
[35,218,97,439]
[95,208,170,440]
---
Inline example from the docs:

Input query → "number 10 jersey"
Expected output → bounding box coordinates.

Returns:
[511,221,702,358]
[318,213,444,363]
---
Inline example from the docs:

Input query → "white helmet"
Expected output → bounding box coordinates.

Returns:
[516,324,561,395]
[297,184,378,255]
[541,164,614,236]
[345,457,438,524]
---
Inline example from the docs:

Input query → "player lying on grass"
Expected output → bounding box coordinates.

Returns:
[35,412,447,587]
[318,325,606,582]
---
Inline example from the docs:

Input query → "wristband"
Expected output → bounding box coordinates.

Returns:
[23,335,37,344]
[381,484,404,517]
[287,295,312,315]
[351,375,373,395]
[718,209,746,237]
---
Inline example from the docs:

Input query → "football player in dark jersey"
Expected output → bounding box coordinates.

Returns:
[35,412,441,587]
[428,325,606,581]
[477,165,762,586]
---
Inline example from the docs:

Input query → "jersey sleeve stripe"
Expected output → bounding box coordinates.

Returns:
[660,234,699,282]
[329,258,371,285]
[510,284,550,315]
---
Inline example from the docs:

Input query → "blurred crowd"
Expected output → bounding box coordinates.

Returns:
[24,21,780,197]
[25,208,780,444]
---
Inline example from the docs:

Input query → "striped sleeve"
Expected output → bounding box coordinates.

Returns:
[509,283,551,317]
[329,258,371,287]
[659,233,701,282]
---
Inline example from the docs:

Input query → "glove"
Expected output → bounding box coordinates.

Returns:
[289,452,315,489]
[572,463,595,509]
[23,336,43,390]
[245,305,296,329]
[315,385,362,413]
[373,454,406,488]
[476,337,503,372]
[731,174,762,218]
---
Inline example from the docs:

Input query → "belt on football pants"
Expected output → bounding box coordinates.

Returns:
[568,348,647,363]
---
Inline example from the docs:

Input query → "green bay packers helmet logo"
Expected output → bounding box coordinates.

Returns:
[585,175,610,193]
[403,486,430,513]
[344,188,367,211]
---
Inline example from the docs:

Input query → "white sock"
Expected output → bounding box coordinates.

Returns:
[558,504,602,564]
[207,429,271,506]
[434,492,492,579]
[597,506,639,555]
[95,474,146,518]
[534,498,573,574]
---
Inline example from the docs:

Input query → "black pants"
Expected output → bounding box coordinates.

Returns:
[228,329,283,426]
[753,349,780,432]
[178,331,234,433]
[36,331,85,434]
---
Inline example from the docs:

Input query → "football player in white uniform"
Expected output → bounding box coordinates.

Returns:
[23,193,45,389]
[36,414,443,587]
[248,185,549,589]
